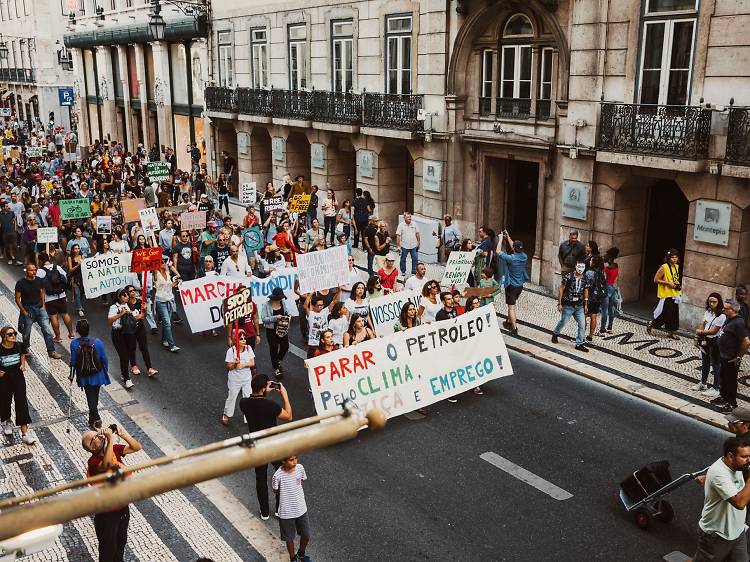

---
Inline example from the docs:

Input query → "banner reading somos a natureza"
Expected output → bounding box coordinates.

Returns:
[306,305,513,418]
[81,252,133,298]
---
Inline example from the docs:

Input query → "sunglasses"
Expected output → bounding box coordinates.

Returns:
[237,335,247,340]
[5,331,16,337]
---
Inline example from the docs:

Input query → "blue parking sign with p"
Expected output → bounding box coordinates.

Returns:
[58,88,74,107]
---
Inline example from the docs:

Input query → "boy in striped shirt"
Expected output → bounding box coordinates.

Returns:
[272,455,312,562]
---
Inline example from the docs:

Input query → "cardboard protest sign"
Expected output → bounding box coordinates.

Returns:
[131,247,163,273]
[180,210,206,232]
[296,245,349,294]
[240,182,256,204]
[288,194,311,213]
[368,290,422,336]
[36,227,58,244]
[139,207,160,233]
[146,161,170,182]
[59,198,91,221]
[440,250,477,289]
[242,226,264,255]
[179,270,298,333]
[81,252,133,298]
[264,196,284,213]
[121,198,146,223]
[223,287,253,325]
[96,215,112,235]
[9,148,19,161]
[464,286,498,299]
[27,146,43,158]
[156,204,189,216]
[306,305,513,419]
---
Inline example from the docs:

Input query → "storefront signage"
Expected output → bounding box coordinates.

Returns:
[311,143,325,169]
[423,160,442,193]
[694,199,731,247]
[272,137,285,162]
[357,150,374,178]
[560,180,589,221]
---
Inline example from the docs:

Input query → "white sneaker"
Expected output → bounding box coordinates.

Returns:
[21,432,35,445]
[691,383,707,391]
[124,379,135,389]
[2,420,12,435]
[702,388,720,398]
[260,514,270,521]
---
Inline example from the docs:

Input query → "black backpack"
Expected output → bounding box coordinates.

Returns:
[74,337,104,378]
[44,265,67,295]
[588,270,607,304]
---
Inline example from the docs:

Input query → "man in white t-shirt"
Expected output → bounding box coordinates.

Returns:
[303,290,340,358]
[405,262,427,293]
[694,436,750,561]
[396,213,420,277]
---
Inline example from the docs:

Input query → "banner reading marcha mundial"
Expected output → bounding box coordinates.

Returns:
[81,252,133,299]
[306,305,513,418]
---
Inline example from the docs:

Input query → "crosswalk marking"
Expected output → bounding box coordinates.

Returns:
[480,451,574,501]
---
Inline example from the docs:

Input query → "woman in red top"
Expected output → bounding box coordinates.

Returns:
[314,329,339,357]
[378,254,399,294]
[273,221,301,265]
[599,247,620,335]
[242,205,260,229]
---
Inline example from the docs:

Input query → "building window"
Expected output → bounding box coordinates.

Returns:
[479,49,493,115]
[385,14,412,95]
[288,23,307,90]
[501,45,532,99]
[217,30,233,88]
[503,13,534,37]
[250,28,268,89]
[638,18,695,105]
[645,0,698,15]
[332,20,353,93]
[540,48,553,100]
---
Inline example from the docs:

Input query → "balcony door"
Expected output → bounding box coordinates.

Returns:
[639,19,695,105]
[499,45,532,116]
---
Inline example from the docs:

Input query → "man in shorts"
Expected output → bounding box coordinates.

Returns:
[36,252,74,341]
[272,455,312,562]
[497,230,529,336]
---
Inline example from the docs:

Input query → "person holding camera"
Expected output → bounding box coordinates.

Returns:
[648,248,682,340]
[240,373,292,521]
[692,293,725,398]
[81,423,142,562]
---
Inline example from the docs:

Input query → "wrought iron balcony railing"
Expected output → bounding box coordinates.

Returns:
[597,102,712,160]
[0,68,35,83]
[537,99,552,120]
[205,86,423,132]
[726,106,750,166]
[497,97,531,119]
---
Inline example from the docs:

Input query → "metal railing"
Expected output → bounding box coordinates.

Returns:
[205,86,423,132]
[0,67,35,83]
[597,102,712,160]
[496,97,532,119]
[537,99,552,120]
[726,106,750,165]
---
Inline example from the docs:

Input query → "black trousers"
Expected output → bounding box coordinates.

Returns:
[255,461,281,517]
[720,358,740,408]
[132,326,152,369]
[323,216,336,245]
[111,330,135,382]
[94,506,130,562]
[297,300,308,340]
[0,372,31,426]
[84,385,101,425]
[266,328,289,369]
[652,297,679,332]
[353,221,368,249]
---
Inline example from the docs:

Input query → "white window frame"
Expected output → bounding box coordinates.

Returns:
[331,19,353,93]
[539,47,553,100]
[637,18,695,105]
[481,49,493,99]
[288,23,307,90]
[500,45,533,99]
[250,28,269,89]
[385,14,413,95]
[217,31,234,88]
[645,0,698,16]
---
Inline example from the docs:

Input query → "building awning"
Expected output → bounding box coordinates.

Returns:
[63,15,207,48]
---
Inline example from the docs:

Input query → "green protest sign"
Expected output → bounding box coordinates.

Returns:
[59,198,91,221]
[146,161,171,182]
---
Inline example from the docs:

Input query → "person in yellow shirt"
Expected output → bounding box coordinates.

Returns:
[648,248,682,340]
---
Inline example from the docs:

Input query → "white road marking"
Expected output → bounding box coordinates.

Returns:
[663,552,690,562]
[289,342,307,359]
[480,452,574,501]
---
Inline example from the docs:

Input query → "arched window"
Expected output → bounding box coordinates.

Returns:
[503,14,533,38]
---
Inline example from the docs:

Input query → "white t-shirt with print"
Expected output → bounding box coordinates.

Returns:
[307,310,329,347]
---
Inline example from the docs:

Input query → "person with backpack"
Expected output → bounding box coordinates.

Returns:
[107,288,137,390]
[15,263,61,360]
[584,255,607,342]
[36,252,74,343]
[69,319,110,430]
[261,287,291,379]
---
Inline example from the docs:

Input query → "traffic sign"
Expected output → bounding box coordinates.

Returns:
[58,88,75,107]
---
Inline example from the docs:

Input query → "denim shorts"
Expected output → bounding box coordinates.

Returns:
[279,512,311,542]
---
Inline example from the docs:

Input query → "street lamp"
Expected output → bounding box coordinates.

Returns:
[147,0,209,42]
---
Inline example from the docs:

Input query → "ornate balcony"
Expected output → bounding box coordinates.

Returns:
[476,97,551,120]
[205,86,423,132]
[597,102,712,160]
[726,106,750,166]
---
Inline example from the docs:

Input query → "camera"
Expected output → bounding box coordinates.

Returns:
[109,424,119,434]
[674,283,682,291]
[270,382,281,390]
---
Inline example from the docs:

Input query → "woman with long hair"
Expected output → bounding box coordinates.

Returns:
[0,325,34,444]
[343,314,375,346]
[345,281,370,319]
[393,301,420,333]
[124,285,158,378]
[599,247,620,335]
[314,329,340,356]
[274,221,301,265]
[584,255,606,341]
[321,188,338,246]
[337,199,353,241]
[154,259,180,352]
[648,249,682,340]
[366,275,383,300]
[67,243,85,318]
[222,328,255,426]
[107,288,136,390]
[692,292,725,397]
[418,280,442,323]
[327,302,349,347]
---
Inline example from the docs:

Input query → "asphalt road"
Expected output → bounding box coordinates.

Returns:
[7,257,730,561]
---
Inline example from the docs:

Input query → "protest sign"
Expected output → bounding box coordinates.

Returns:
[288,194,311,213]
[121,198,146,223]
[146,161,170,182]
[156,204,189,216]
[81,252,133,299]
[240,182,256,204]
[441,250,477,289]
[306,305,513,418]
[464,286,497,299]
[59,198,91,221]
[179,270,298,333]
[96,215,112,235]
[242,226,264,255]
[264,196,284,213]
[9,148,19,161]
[36,227,58,244]
[27,146,43,158]
[139,207,160,233]
[180,210,206,231]
[131,247,162,273]
[296,245,349,294]
[368,290,422,337]
[223,287,253,325]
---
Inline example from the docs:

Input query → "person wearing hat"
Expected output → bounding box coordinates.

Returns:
[107,288,137,390]
[496,230,529,336]
[199,220,218,268]
[261,287,291,378]
[198,192,214,215]
[378,253,400,294]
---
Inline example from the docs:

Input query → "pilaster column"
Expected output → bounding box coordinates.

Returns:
[116,45,135,152]
[134,43,150,150]
[71,47,90,146]
[151,41,174,152]
[95,46,116,142]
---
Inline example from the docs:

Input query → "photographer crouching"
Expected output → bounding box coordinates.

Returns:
[81,423,142,562]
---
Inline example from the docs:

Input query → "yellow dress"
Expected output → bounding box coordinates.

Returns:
[656,263,681,299]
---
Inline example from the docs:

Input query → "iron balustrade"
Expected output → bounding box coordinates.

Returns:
[726,106,750,165]
[236,87,272,116]
[478,97,492,116]
[597,102,712,160]
[496,97,531,119]
[312,90,361,125]
[362,92,422,131]
[537,99,552,120]
[0,68,35,83]
[271,89,312,120]
[204,86,235,113]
